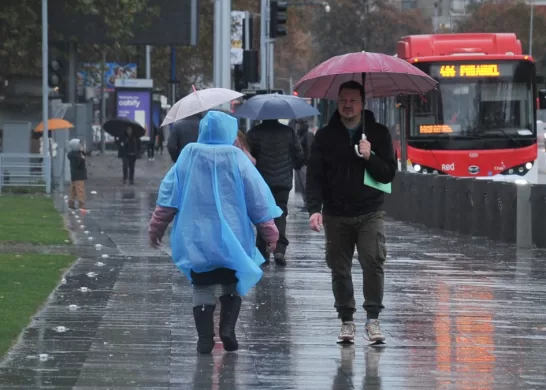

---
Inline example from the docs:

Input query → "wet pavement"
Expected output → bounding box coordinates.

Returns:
[1,152,546,389]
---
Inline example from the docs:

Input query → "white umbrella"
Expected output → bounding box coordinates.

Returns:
[161,87,244,127]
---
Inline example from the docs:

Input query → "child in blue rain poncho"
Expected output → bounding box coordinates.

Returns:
[148,110,282,354]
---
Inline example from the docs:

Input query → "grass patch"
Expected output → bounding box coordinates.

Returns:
[0,195,69,245]
[0,253,75,357]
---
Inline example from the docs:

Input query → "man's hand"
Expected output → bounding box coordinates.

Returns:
[309,213,323,232]
[359,139,372,160]
[149,236,162,249]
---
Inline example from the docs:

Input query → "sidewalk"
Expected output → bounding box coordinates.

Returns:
[1,152,546,389]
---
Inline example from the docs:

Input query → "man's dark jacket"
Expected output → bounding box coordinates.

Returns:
[246,120,305,191]
[306,110,396,217]
[67,151,87,181]
[167,114,201,163]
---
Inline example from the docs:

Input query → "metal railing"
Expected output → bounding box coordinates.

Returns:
[383,172,546,248]
[0,153,51,193]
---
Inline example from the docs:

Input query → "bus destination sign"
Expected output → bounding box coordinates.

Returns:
[431,63,514,78]
[419,125,454,134]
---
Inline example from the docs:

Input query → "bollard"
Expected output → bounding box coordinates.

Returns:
[517,183,532,248]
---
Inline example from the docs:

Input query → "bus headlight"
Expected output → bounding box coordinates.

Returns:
[525,162,533,170]
[413,164,421,172]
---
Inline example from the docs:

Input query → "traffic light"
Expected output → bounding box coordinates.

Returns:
[269,1,287,38]
[48,59,63,89]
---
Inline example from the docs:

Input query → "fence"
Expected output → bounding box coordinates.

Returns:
[383,172,546,248]
[0,153,51,193]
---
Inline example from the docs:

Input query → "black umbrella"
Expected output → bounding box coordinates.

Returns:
[103,117,146,138]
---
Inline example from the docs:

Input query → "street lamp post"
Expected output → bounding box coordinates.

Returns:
[530,0,534,56]
[42,0,51,193]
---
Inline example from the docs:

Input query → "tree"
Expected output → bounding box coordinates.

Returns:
[456,0,546,74]
[274,6,315,90]
[310,0,432,65]
[0,0,157,77]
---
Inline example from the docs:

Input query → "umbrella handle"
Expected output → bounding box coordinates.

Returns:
[354,134,367,158]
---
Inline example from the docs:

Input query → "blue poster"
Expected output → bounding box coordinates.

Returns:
[116,90,152,140]
[78,62,138,93]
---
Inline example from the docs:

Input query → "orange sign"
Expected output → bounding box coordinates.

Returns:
[419,125,454,134]
[439,64,501,78]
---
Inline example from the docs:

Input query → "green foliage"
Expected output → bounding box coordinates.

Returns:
[0,0,157,77]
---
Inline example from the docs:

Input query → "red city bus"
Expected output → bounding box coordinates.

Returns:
[381,33,538,183]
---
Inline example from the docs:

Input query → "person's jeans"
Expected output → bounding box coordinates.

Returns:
[122,155,137,183]
[256,189,290,256]
[323,211,387,321]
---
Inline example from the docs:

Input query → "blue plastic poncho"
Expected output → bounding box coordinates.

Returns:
[157,110,282,296]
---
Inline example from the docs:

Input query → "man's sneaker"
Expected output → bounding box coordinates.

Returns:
[365,319,386,343]
[337,321,356,344]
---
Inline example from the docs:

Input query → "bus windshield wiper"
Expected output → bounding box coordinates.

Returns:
[484,128,522,147]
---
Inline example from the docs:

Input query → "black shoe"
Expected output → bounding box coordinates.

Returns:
[219,294,242,352]
[123,179,127,185]
[274,253,286,266]
[193,305,216,354]
[129,181,134,185]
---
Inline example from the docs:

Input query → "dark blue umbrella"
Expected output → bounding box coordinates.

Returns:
[232,93,320,120]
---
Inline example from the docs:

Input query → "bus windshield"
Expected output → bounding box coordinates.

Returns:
[410,61,535,139]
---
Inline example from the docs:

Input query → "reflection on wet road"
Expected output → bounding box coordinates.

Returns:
[1,155,546,389]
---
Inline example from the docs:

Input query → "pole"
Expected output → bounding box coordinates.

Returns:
[399,101,408,172]
[145,45,151,79]
[100,50,106,154]
[42,0,51,193]
[170,46,176,104]
[289,75,293,94]
[213,1,220,87]
[530,0,534,56]
[260,0,268,89]
[220,0,231,91]
[244,13,251,132]
[268,41,274,89]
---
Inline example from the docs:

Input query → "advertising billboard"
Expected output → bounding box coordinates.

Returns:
[78,62,137,94]
[116,90,152,140]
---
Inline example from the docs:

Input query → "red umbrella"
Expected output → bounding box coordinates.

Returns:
[293,51,437,100]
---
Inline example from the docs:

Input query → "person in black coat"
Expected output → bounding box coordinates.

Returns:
[167,113,202,163]
[117,126,141,185]
[246,119,305,266]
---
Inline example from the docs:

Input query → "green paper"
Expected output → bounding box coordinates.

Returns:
[363,152,392,193]
[364,170,392,193]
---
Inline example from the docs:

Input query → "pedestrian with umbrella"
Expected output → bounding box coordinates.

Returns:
[103,117,145,185]
[233,94,319,266]
[294,51,437,345]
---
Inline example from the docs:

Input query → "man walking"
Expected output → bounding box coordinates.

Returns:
[247,119,305,266]
[306,81,396,344]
